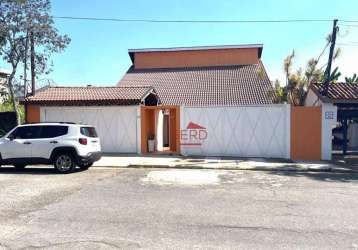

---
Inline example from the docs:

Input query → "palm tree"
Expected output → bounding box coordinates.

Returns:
[345,73,358,84]
[283,50,295,103]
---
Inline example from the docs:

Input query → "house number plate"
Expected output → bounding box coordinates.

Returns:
[325,111,334,120]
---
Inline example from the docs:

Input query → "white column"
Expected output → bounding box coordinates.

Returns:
[136,106,141,154]
[321,103,338,160]
[180,106,187,156]
[40,107,45,122]
[285,104,291,159]
[156,109,163,151]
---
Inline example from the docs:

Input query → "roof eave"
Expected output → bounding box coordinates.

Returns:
[140,87,161,104]
[309,83,358,104]
[309,85,332,103]
[21,99,142,106]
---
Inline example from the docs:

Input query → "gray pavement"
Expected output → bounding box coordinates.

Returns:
[94,154,358,173]
[0,167,358,249]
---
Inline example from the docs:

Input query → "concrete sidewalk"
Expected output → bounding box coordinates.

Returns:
[93,154,358,173]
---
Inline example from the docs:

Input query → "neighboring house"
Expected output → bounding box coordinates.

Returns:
[22,44,334,160]
[306,82,358,154]
[0,68,11,103]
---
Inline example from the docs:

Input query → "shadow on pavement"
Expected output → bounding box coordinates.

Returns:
[267,170,358,183]
[0,166,86,175]
[332,153,358,168]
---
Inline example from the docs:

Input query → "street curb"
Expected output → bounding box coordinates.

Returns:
[91,164,358,173]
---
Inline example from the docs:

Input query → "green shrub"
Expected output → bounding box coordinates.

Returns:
[0,100,25,124]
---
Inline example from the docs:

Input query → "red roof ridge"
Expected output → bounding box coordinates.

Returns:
[22,84,158,106]
[310,82,358,103]
[47,85,153,89]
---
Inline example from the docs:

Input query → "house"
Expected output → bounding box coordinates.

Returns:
[0,68,11,103]
[23,44,335,160]
[306,82,358,155]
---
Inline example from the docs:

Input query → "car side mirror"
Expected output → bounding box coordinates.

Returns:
[8,134,15,141]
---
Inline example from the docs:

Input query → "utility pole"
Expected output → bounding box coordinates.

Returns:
[30,31,35,96]
[23,32,29,97]
[323,19,339,95]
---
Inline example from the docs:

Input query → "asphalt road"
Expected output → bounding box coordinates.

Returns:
[0,166,358,249]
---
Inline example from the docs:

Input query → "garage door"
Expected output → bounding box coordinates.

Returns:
[181,105,291,158]
[40,106,139,153]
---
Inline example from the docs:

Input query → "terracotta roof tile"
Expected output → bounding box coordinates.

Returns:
[118,61,274,106]
[311,83,358,103]
[23,86,154,105]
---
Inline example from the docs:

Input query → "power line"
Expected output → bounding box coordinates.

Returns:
[316,41,330,62]
[52,16,336,24]
[341,20,358,23]
[343,41,358,44]
[340,24,358,28]
[337,43,358,47]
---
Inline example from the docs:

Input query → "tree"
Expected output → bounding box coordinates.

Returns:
[281,41,341,105]
[345,73,358,84]
[284,51,295,87]
[0,0,70,124]
[328,67,341,83]
[269,79,287,104]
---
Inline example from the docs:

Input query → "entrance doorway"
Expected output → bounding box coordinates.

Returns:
[334,107,358,155]
[163,112,170,148]
[141,106,180,154]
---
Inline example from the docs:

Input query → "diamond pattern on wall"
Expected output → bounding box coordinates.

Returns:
[181,105,290,158]
[41,107,138,153]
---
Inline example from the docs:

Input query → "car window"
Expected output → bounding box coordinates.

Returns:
[40,126,68,138]
[80,127,98,138]
[10,126,41,139]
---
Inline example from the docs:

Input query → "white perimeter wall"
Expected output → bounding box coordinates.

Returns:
[40,106,141,154]
[321,103,337,160]
[180,105,291,158]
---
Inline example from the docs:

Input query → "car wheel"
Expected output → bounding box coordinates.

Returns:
[79,162,93,170]
[14,164,26,170]
[54,153,75,174]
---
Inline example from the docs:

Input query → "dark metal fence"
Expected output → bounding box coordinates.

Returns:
[0,112,16,137]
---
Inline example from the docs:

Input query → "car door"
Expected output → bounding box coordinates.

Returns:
[1,126,36,160]
[30,125,69,159]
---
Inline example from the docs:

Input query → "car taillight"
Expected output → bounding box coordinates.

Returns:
[79,138,87,145]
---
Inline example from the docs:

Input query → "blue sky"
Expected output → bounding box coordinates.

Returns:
[3,0,358,87]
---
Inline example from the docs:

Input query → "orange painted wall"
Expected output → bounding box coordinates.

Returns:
[291,107,322,161]
[26,105,40,123]
[134,48,259,69]
[141,106,180,154]
[169,107,180,153]
[141,108,156,154]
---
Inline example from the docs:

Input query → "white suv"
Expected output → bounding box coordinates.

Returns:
[0,123,101,173]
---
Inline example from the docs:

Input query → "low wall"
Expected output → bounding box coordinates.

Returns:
[0,112,16,136]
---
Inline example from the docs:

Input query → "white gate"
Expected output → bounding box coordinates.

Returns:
[180,105,291,158]
[40,106,139,153]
